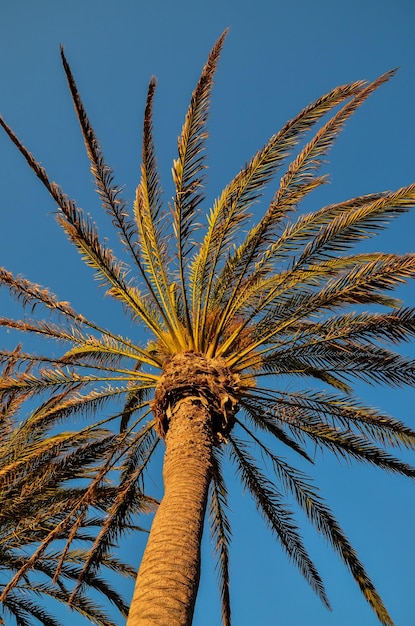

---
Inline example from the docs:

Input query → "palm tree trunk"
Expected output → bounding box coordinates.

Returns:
[127,396,214,626]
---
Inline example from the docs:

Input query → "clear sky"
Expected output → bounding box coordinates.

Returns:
[1,0,415,625]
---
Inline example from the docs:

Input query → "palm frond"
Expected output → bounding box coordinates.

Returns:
[69,429,158,601]
[201,78,379,352]
[242,248,412,362]
[0,118,169,346]
[313,307,415,344]
[235,424,393,626]
[228,435,330,608]
[60,47,142,273]
[296,183,415,267]
[172,29,228,339]
[257,192,386,260]
[0,363,140,626]
[0,267,80,319]
[60,333,162,370]
[276,476,393,626]
[209,449,231,626]
[263,337,415,388]
[54,210,162,330]
[0,272,164,368]
[217,71,396,302]
[61,48,179,337]
[274,70,396,208]
[120,386,152,433]
[230,253,415,368]
[239,394,313,462]
[275,389,415,449]
[1,595,60,626]
[285,416,415,477]
[134,78,181,338]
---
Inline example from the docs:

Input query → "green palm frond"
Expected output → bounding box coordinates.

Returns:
[61,46,183,345]
[0,119,167,347]
[209,449,232,626]
[223,202,414,335]
[54,209,159,327]
[295,184,415,266]
[265,341,415,388]
[239,396,314,462]
[207,182,415,360]
[271,389,415,449]
[238,426,393,625]
[0,267,161,363]
[0,360,144,625]
[228,435,330,608]
[212,71,396,297]
[1,595,60,626]
[228,254,415,369]
[69,429,158,600]
[198,78,388,351]
[273,70,396,206]
[286,418,415,476]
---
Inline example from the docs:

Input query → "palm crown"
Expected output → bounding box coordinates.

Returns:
[1,30,415,626]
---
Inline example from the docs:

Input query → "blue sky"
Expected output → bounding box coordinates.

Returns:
[1,1,415,625]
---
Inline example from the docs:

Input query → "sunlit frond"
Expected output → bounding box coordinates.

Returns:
[0,118,170,349]
[70,428,159,601]
[60,46,143,274]
[172,29,228,339]
[0,267,80,319]
[0,358,141,624]
[239,395,313,462]
[214,71,396,301]
[201,78,378,351]
[134,79,181,340]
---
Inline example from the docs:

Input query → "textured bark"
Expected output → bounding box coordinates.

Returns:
[127,396,214,626]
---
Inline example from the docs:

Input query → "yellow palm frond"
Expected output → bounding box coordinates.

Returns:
[134,78,183,341]
[172,29,228,340]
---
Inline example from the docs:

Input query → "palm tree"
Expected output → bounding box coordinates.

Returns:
[1,30,415,626]
[0,349,151,625]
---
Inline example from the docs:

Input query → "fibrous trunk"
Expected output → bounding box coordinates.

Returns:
[126,395,214,625]
[127,352,239,625]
